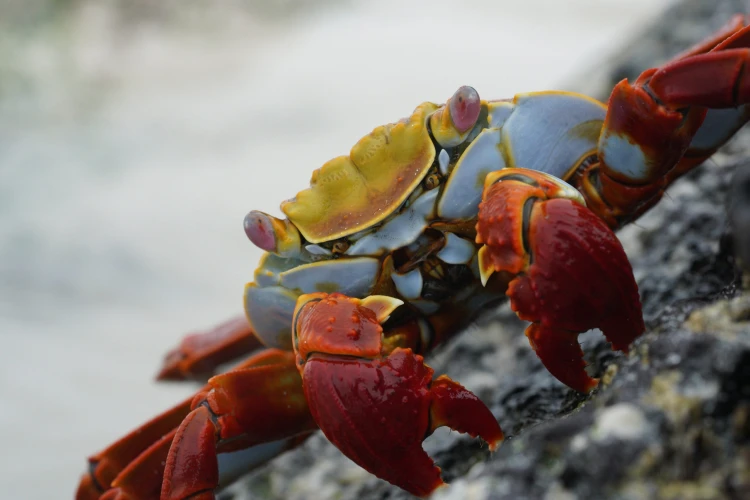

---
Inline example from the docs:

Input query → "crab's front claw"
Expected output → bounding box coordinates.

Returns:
[293,293,503,497]
[477,169,644,393]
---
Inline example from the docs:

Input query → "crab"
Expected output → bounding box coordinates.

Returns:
[76,16,750,500]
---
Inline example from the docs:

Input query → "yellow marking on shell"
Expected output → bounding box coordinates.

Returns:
[253,253,274,282]
[281,103,438,243]
[570,119,605,141]
[499,131,516,170]
[475,168,494,190]
[486,100,514,124]
[484,170,515,188]
[314,281,341,293]
[268,214,302,255]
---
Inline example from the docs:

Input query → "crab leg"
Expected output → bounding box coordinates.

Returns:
[291,293,503,498]
[77,350,313,500]
[669,13,747,60]
[157,315,264,381]
[648,50,750,110]
[82,317,267,496]
[581,22,750,227]
[476,169,644,393]
[667,20,750,178]
[161,349,317,500]
[76,400,191,500]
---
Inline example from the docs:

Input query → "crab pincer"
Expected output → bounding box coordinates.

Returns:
[476,169,645,393]
[293,293,504,497]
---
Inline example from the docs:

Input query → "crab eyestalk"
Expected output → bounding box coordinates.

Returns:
[243,210,302,258]
[429,86,482,148]
[292,293,504,498]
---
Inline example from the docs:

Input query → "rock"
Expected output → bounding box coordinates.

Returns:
[226,2,750,499]
[729,167,750,272]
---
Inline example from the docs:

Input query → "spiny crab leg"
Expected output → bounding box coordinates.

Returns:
[160,349,317,500]
[292,293,504,498]
[157,315,264,381]
[81,318,266,497]
[76,399,192,500]
[78,350,315,500]
[670,13,747,59]
[476,169,645,393]
[582,21,750,226]
[647,44,750,110]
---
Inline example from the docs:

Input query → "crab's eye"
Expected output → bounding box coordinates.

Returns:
[450,86,481,133]
[424,174,441,190]
[244,211,276,252]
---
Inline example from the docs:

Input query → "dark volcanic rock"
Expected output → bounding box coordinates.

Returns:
[228,3,750,499]
[730,167,750,270]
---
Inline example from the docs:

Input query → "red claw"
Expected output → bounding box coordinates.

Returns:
[294,293,503,497]
[477,170,645,393]
[512,199,644,392]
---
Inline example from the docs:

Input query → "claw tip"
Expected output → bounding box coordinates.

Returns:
[488,436,504,452]
[360,295,404,323]
[477,246,495,286]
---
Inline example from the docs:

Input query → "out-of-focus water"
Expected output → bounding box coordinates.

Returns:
[0,1,673,497]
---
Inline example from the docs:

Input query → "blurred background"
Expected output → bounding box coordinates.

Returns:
[0,0,678,498]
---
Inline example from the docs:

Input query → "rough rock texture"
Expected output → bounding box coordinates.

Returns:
[227,2,750,499]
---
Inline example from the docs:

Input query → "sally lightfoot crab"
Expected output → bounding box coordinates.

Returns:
[77,16,750,500]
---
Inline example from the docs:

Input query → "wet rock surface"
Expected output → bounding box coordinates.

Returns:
[227,2,750,499]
